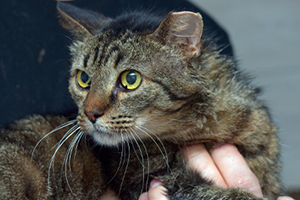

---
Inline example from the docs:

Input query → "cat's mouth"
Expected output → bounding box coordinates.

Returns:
[78,114,148,145]
[94,116,135,133]
[81,117,137,145]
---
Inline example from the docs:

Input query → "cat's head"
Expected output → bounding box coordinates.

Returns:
[57,2,210,146]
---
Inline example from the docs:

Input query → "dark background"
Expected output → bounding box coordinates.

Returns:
[0,0,233,127]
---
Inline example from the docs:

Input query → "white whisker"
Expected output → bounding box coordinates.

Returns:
[67,132,83,177]
[130,127,150,194]
[31,119,77,162]
[73,131,84,162]
[170,118,193,122]
[128,130,144,166]
[64,131,83,195]
[135,125,170,171]
[107,134,125,185]
[118,138,131,197]
[128,129,145,194]
[48,125,80,195]
[49,124,79,153]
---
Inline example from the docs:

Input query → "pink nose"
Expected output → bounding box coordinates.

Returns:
[84,110,104,124]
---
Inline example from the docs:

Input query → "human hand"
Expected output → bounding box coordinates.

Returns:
[139,144,293,200]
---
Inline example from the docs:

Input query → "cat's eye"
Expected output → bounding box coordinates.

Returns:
[76,70,91,89]
[120,70,142,90]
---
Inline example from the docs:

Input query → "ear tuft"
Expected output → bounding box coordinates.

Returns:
[151,11,203,58]
[57,2,111,40]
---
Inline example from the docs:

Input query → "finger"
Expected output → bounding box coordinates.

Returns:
[211,144,263,197]
[139,193,149,200]
[147,179,168,200]
[277,196,295,200]
[181,144,227,188]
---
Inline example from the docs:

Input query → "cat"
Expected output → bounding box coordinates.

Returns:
[0,2,283,200]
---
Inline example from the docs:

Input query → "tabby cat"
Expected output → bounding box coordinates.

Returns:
[0,2,283,200]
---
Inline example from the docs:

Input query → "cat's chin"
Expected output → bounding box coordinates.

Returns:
[79,123,127,146]
[91,130,125,146]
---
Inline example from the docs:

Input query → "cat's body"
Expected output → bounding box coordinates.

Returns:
[0,2,283,200]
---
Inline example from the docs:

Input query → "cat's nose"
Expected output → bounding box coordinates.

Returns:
[84,110,104,124]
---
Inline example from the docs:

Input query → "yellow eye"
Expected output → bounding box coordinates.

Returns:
[77,70,91,89]
[120,70,142,90]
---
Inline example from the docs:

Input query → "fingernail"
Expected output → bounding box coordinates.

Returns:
[150,180,162,188]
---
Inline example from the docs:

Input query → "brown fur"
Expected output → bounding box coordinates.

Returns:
[0,2,283,200]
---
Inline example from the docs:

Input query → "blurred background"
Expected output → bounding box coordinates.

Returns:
[0,0,299,197]
[189,0,300,196]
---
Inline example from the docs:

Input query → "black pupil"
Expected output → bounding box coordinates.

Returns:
[126,72,137,85]
[81,72,89,83]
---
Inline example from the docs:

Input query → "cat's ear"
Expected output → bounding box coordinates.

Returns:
[150,11,203,58]
[57,2,111,40]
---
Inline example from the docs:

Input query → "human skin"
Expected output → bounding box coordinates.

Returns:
[99,144,293,200]
[139,144,293,200]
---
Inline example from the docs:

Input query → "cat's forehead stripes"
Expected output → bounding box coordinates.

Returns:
[83,31,132,70]
[92,45,99,65]
[83,52,90,69]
